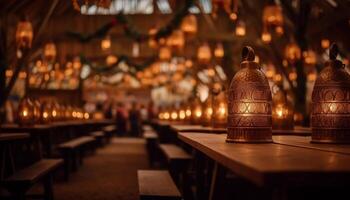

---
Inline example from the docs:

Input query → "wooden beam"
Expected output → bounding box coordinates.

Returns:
[0,0,59,108]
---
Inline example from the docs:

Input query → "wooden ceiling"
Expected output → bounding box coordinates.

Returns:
[1,0,349,69]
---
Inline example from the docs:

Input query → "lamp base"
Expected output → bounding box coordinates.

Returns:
[226,127,272,143]
[311,128,350,144]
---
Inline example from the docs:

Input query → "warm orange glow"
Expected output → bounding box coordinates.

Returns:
[261,31,271,43]
[179,110,186,120]
[214,43,224,58]
[101,36,111,50]
[159,46,171,60]
[181,14,197,34]
[321,39,330,49]
[163,112,170,120]
[16,19,33,49]
[197,43,212,62]
[235,21,246,36]
[171,111,178,120]
[44,42,57,61]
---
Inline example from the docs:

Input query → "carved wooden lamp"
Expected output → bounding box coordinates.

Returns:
[311,43,350,143]
[227,46,272,143]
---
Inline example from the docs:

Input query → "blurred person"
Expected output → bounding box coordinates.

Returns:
[116,102,127,136]
[129,102,141,137]
[140,104,148,122]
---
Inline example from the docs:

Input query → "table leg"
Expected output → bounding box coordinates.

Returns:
[195,150,206,200]
[209,161,227,200]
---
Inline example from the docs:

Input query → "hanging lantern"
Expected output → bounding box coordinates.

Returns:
[213,91,227,128]
[106,55,118,66]
[235,21,246,36]
[202,96,213,126]
[181,14,197,34]
[185,59,193,68]
[288,68,297,81]
[73,57,82,69]
[303,50,317,65]
[197,43,212,62]
[321,39,330,49]
[214,43,224,58]
[159,46,171,60]
[311,43,350,143]
[262,5,284,27]
[166,30,185,49]
[229,12,238,21]
[16,17,33,49]
[284,42,301,62]
[272,88,294,130]
[264,63,275,79]
[261,30,272,44]
[227,46,272,143]
[101,36,111,51]
[18,98,34,126]
[275,26,284,35]
[44,42,57,62]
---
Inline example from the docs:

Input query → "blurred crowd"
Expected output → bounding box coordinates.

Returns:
[85,101,156,137]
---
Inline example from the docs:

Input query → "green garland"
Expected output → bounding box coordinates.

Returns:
[67,0,194,43]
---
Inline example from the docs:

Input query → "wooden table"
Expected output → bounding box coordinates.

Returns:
[170,125,226,134]
[0,124,55,158]
[273,135,350,155]
[0,133,30,180]
[178,132,350,199]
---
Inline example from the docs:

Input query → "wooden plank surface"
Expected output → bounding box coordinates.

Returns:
[273,136,350,155]
[0,133,30,142]
[178,132,350,187]
[138,170,182,199]
[0,124,52,132]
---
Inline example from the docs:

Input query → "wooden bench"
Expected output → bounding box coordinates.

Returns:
[138,170,182,200]
[1,159,63,200]
[90,131,105,147]
[143,131,159,167]
[57,136,95,180]
[159,144,192,199]
[102,125,116,143]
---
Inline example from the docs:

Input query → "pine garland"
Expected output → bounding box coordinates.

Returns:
[67,0,194,43]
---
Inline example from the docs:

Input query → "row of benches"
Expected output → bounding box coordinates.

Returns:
[138,125,192,200]
[1,125,117,200]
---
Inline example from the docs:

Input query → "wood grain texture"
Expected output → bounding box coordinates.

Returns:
[273,135,350,155]
[178,132,350,187]
[138,170,182,200]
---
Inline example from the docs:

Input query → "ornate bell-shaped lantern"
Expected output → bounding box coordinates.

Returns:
[213,91,227,128]
[16,17,33,49]
[311,43,350,143]
[197,43,212,62]
[214,43,224,58]
[235,21,246,36]
[202,96,213,126]
[33,99,42,124]
[285,42,301,63]
[191,98,203,125]
[18,97,35,126]
[41,102,52,124]
[272,88,294,130]
[262,5,284,27]
[159,46,172,60]
[227,46,272,143]
[101,36,111,51]
[181,14,197,34]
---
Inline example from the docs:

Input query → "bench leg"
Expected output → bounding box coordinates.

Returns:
[44,174,54,200]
